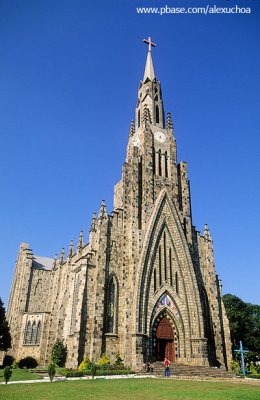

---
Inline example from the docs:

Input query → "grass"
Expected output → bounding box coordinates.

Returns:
[0,378,259,400]
[0,368,43,382]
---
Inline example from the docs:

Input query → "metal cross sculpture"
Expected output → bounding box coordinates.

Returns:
[143,36,156,52]
[234,340,249,377]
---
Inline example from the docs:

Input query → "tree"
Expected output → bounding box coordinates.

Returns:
[0,297,11,351]
[223,294,260,354]
[48,363,56,382]
[3,366,12,384]
[51,339,67,367]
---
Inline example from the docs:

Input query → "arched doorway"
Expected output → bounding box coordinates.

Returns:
[155,316,175,362]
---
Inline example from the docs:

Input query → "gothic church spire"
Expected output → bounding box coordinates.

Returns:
[143,37,156,81]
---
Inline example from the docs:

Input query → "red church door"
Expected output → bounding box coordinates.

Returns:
[155,316,175,362]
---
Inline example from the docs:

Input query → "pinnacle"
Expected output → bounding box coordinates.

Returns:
[52,254,58,270]
[77,230,84,251]
[204,224,212,242]
[60,248,65,265]
[129,120,135,138]
[166,112,173,130]
[98,200,108,219]
[90,212,97,232]
[67,240,74,258]
[142,105,152,127]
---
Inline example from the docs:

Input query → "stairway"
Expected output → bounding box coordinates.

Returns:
[143,362,236,379]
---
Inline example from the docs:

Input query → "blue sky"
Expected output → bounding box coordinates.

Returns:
[0,0,259,308]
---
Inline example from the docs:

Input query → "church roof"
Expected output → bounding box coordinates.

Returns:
[32,255,53,270]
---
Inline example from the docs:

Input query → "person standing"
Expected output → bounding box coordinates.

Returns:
[164,357,170,377]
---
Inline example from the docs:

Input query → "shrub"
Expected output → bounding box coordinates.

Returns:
[91,364,99,379]
[3,355,14,367]
[18,356,38,369]
[114,353,124,367]
[51,339,67,367]
[56,367,68,376]
[3,366,12,384]
[96,369,134,376]
[12,360,19,369]
[78,356,92,370]
[48,363,56,382]
[65,370,84,378]
[97,353,110,367]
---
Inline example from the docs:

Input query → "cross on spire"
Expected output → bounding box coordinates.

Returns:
[143,36,156,52]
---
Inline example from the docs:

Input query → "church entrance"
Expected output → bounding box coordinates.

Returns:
[155,316,175,362]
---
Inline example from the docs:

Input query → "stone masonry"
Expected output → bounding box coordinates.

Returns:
[6,39,232,370]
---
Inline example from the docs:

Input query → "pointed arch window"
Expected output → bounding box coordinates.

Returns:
[175,271,179,294]
[36,321,42,344]
[106,275,118,334]
[24,321,32,344]
[152,147,156,175]
[169,248,173,287]
[31,321,37,344]
[154,268,157,292]
[158,150,162,176]
[163,232,167,282]
[155,105,159,124]
[165,151,168,178]
[159,246,162,287]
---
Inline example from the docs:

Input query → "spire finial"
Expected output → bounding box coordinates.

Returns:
[143,36,156,81]
[143,36,156,52]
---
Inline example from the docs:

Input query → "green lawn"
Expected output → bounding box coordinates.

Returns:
[0,369,43,382]
[0,379,259,400]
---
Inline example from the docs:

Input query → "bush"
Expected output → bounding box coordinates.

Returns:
[230,360,240,373]
[114,353,124,367]
[48,363,56,382]
[78,356,92,370]
[65,370,84,378]
[91,364,99,379]
[12,360,19,369]
[18,356,38,369]
[95,369,134,376]
[3,366,12,384]
[97,353,110,367]
[3,355,14,367]
[51,339,67,367]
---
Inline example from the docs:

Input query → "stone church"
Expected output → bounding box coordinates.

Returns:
[7,38,232,370]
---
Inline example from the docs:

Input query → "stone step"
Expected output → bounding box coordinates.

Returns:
[143,363,235,378]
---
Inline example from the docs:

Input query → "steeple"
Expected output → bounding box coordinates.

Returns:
[143,37,156,81]
[135,37,165,129]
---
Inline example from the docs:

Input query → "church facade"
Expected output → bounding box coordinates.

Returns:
[7,39,232,370]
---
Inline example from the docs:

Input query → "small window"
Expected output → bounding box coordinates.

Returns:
[155,105,159,124]
[158,150,162,176]
[176,272,179,294]
[165,151,168,178]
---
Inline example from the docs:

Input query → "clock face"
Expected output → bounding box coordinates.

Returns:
[154,130,166,143]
